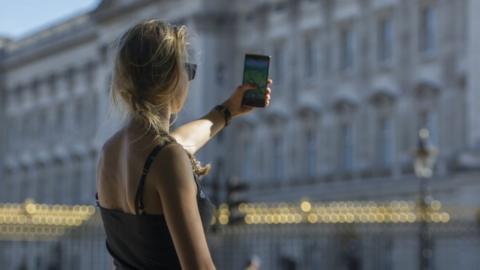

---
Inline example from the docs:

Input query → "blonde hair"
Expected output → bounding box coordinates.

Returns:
[110,19,211,176]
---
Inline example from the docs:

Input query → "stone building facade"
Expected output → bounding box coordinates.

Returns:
[1,0,480,269]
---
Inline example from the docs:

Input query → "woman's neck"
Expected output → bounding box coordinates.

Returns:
[126,116,170,135]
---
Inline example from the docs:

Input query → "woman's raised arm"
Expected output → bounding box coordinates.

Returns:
[171,81,271,155]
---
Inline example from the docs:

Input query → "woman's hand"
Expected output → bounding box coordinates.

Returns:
[222,79,272,119]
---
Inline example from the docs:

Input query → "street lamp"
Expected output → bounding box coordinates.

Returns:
[413,128,438,270]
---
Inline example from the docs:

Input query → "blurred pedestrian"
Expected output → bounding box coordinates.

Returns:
[244,255,261,270]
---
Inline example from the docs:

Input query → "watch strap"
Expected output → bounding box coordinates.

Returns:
[214,105,232,126]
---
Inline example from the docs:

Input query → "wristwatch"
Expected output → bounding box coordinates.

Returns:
[214,104,232,126]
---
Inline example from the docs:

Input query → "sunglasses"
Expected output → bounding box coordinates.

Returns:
[185,63,197,81]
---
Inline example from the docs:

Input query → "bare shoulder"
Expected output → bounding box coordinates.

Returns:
[101,129,125,153]
[150,142,196,192]
[96,130,126,186]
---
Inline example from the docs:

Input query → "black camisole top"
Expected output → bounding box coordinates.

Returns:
[96,141,215,270]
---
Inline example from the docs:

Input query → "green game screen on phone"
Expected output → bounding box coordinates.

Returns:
[242,54,270,107]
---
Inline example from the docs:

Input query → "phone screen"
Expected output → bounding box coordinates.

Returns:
[242,54,270,107]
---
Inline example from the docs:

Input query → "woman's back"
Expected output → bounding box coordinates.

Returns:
[96,128,215,269]
[97,128,167,215]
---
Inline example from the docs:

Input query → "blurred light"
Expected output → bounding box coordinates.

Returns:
[209,199,453,226]
[300,201,312,212]
[431,200,442,211]
[307,213,318,223]
[0,199,96,241]
[219,215,229,225]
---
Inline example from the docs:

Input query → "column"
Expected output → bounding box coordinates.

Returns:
[466,0,480,146]
[56,73,68,145]
[48,74,59,147]
[65,71,77,145]
[287,0,300,104]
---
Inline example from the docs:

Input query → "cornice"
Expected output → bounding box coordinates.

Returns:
[2,23,97,70]
[92,0,157,23]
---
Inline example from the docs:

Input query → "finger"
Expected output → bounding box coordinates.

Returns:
[237,83,251,90]
[266,88,271,94]
[239,83,257,91]
[267,79,273,85]
[242,105,254,111]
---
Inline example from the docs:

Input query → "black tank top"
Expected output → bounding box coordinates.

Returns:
[96,141,215,270]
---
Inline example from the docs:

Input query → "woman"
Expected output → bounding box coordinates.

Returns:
[95,19,272,270]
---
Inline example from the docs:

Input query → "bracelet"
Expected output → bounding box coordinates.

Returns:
[214,104,232,126]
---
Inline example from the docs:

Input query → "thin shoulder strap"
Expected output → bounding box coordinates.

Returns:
[193,173,206,199]
[134,141,173,215]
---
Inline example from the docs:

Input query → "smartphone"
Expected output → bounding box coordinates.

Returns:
[241,54,270,107]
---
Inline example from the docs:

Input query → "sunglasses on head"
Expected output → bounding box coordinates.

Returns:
[184,62,197,81]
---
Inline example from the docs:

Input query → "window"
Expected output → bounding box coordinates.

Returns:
[244,143,254,180]
[340,124,353,170]
[72,166,82,203]
[19,168,28,200]
[54,164,64,203]
[6,115,14,152]
[77,99,83,126]
[340,26,354,71]
[377,117,394,167]
[36,166,46,202]
[256,140,265,180]
[419,4,435,52]
[39,108,47,140]
[324,41,332,73]
[14,116,21,149]
[48,75,57,96]
[57,103,65,130]
[378,17,393,63]
[241,129,254,180]
[32,112,40,142]
[3,170,10,201]
[89,93,98,136]
[305,129,317,177]
[272,135,284,180]
[273,41,285,83]
[85,62,97,87]
[23,115,31,144]
[304,34,317,78]
[66,67,76,92]
[6,92,14,109]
